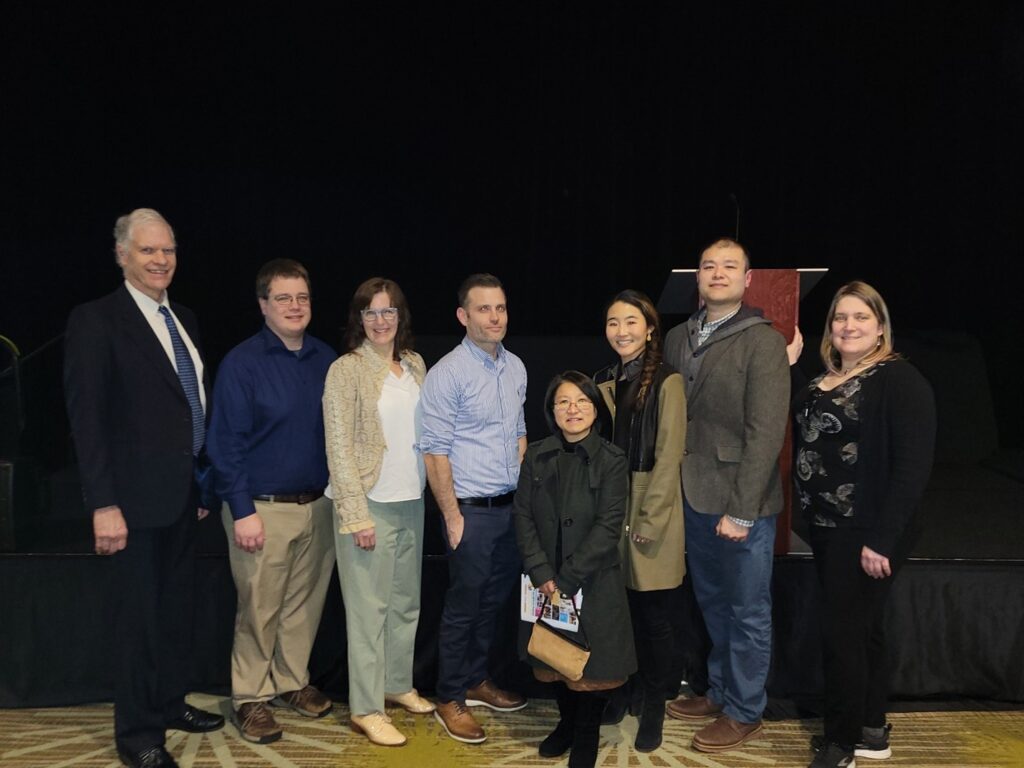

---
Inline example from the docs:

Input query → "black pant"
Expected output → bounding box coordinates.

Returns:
[809,526,910,747]
[113,505,197,752]
[627,587,677,700]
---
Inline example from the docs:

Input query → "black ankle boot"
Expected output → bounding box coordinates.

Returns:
[634,689,665,752]
[539,685,576,758]
[568,693,603,768]
[600,681,629,725]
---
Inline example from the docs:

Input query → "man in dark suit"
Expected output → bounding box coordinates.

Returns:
[64,208,224,768]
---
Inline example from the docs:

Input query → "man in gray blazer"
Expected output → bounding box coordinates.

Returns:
[663,237,789,753]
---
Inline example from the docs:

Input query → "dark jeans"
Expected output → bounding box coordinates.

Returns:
[436,502,521,702]
[809,525,910,746]
[113,505,197,752]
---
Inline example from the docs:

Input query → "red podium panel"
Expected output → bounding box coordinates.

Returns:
[744,269,798,556]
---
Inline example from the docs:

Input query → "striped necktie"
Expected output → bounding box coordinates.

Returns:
[158,306,205,455]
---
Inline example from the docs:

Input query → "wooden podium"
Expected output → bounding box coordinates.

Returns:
[658,268,826,554]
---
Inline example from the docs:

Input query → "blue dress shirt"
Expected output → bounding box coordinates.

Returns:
[419,336,527,498]
[208,325,335,520]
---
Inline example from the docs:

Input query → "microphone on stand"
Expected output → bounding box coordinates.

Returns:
[729,192,740,241]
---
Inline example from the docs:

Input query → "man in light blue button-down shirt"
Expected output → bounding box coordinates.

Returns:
[420,274,529,743]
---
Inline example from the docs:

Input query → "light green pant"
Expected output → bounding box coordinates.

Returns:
[334,496,424,716]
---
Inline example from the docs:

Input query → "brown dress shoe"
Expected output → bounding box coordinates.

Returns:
[692,714,764,752]
[234,702,283,744]
[666,695,723,721]
[434,700,487,743]
[465,680,527,712]
[384,688,436,714]
[272,685,333,718]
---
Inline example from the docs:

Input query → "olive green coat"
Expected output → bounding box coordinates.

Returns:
[513,431,637,681]
[596,372,687,591]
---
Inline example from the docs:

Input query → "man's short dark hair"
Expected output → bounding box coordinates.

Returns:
[256,259,310,299]
[700,236,751,271]
[458,273,504,308]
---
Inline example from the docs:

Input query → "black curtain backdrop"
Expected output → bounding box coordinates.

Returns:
[2,2,1023,448]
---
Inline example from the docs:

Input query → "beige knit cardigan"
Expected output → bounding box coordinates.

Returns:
[322,340,426,534]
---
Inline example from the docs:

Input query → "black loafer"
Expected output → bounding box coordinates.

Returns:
[167,704,225,733]
[117,744,179,767]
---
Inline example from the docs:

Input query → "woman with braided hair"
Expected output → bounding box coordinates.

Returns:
[593,289,687,753]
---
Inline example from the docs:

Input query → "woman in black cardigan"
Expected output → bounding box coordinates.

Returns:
[789,281,936,768]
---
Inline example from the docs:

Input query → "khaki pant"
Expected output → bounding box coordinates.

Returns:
[335,497,424,716]
[223,496,334,706]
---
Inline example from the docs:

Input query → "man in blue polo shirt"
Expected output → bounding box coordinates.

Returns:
[207,259,336,745]
[420,273,529,744]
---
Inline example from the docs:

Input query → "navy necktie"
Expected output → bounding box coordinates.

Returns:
[159,306,205,455]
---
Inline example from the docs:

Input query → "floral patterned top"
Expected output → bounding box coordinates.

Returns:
[794,363,886,528]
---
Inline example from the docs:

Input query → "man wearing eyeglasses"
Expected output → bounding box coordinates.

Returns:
[206,259,336,745]
[420,273,529,744]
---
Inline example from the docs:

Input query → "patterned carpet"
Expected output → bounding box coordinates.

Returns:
[2,693,1023,767]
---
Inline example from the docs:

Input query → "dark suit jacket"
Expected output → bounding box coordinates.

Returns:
[64,284,208,529]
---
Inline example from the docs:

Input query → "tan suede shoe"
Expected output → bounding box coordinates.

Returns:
[351,712,407,747]
[385,688,436,714]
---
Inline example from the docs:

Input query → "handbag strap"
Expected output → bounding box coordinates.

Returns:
[539,593,590,649]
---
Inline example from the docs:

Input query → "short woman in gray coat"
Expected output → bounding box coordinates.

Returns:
[514,371,636,768]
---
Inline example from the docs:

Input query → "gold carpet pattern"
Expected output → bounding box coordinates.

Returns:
[2,694,1022,767]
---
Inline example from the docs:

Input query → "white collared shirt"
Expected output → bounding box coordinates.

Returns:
[123,280,207,411]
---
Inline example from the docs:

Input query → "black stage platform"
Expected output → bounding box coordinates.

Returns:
[2,332,1022,708]
[2,484,1022,709]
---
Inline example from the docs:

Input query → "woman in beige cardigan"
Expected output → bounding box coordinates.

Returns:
[593,289,686,753]
[323,277,430,747]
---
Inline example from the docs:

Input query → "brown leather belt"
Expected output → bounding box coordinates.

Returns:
[253,491,324,505]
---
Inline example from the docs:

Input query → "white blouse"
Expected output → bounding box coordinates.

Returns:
[367,365,425,503]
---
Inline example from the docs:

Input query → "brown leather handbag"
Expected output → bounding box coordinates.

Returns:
[527,595,591,681]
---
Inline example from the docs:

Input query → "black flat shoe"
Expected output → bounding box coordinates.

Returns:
[167,704,225,733]
[117,744,178,768]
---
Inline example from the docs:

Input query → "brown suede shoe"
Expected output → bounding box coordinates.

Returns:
[272,685,333,718]
[465,680,527,712]
[692,715,764,752]
[434,700,487,743]
[234,702,283,744]
[666,695,723,721]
